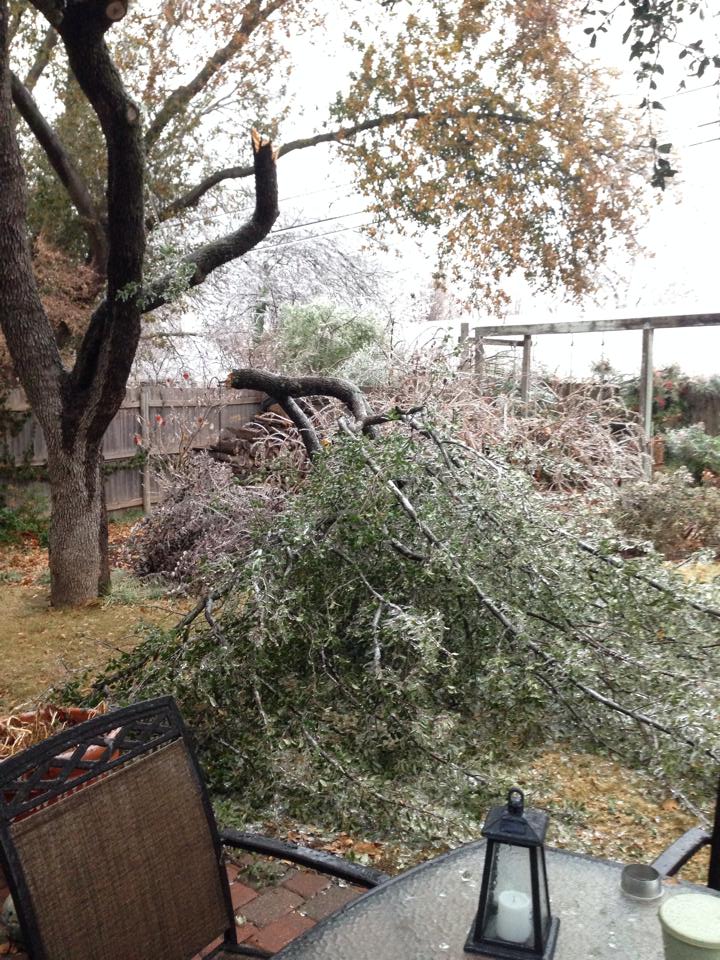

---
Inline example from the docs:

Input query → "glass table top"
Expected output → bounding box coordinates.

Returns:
[276,841,720,960]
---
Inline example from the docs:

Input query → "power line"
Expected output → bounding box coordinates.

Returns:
[662,81,719,101]
[259,220,380,249]
[610,81,719,101]
[281,180,357,203]
[271,209,369,234]
[158,181,359,229]
[686,135,720,147]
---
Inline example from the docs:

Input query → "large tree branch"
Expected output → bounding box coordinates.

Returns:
[228,369,372,423]
[226,369,374,460]
[144,0,290,150]
[151,107,531,225]
[0,0,64,424]
[276,395,323,460]
[24,24,58,91]
[55,0,143,445]
[141,129,278,312]
[29,0,128,28]
[10,71,108,271]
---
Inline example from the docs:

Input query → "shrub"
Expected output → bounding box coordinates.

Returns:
[665,424,720,481]
[0,489,49,546]
[124,453,285,590]
[611,468,720,560]
[277,303,385,378]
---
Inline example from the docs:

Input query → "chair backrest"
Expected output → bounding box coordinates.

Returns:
[0,697,236,960]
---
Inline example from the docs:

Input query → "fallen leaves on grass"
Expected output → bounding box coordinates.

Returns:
[0,538,48,586]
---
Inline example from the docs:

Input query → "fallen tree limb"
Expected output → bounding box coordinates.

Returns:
[227,368,375,459]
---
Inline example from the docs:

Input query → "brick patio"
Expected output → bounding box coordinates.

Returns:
[0,852,367,957]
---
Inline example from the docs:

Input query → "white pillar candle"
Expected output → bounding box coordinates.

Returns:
[496,890,532,943]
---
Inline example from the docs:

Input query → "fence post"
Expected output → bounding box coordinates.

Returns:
[638,325,654,479]
[140,385,151,513]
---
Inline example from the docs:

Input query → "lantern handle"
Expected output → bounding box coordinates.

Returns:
[507,787,524,815]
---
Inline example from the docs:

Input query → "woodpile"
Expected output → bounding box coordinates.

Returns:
[210,404,308,479]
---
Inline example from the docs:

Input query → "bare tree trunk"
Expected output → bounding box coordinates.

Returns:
[46,442,110,606]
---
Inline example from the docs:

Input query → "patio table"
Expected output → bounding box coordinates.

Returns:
[276,840,720,959]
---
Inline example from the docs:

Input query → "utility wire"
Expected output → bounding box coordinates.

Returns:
[686,135,720,147]
[259,219,380,249]
[158,181,359,228]
[662,81,720,101]
[271,209,369,234]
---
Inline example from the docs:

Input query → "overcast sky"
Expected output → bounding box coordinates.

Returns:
[257,8,720,380]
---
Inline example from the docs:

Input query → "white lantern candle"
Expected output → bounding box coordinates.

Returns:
[496,890,532,943]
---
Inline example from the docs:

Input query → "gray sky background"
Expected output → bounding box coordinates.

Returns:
[259,8,720,379]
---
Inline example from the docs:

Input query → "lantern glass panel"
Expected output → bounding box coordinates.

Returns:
[535,848,551,939]
[480,842,534,947]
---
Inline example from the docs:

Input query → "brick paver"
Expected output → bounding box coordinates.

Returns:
[300,882,365,921]
[1,854,368,959]
[235,923,261,943]
[282,869,331,899]
[248,912,316,953]
[230,880,257,910]
[241,886,303,926]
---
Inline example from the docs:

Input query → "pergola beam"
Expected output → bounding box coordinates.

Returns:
[472,312,720,338]
[465,310,720,478]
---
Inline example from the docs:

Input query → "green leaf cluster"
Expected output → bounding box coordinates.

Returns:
[276,304,386,379]
[665,425,720,481]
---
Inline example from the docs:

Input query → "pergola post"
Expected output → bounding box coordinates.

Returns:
[459,321,469,346]
[474,331,485,380]
[520,334,532,407]
[638,325,654,479]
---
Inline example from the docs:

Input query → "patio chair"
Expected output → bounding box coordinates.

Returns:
[0,696,388,960]
[651,771,720,891]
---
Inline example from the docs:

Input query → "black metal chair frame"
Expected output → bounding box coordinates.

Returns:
[0,696,388,959]
[652,772,720,891]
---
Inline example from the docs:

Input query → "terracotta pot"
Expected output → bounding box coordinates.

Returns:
[0,705,120,813]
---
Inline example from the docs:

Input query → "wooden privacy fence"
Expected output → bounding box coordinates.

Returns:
[1,384,263,513]
[683,385,720,436]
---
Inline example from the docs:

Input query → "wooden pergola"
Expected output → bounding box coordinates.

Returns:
[460,312,720,475]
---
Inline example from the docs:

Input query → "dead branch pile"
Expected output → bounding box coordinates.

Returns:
[374,346,644,491]
[124,454,286,588]
[211,405,312,488]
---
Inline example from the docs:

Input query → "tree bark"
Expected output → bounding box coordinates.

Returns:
[47,442,110,605]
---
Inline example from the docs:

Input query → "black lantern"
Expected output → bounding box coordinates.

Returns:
[465,788,559,960]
